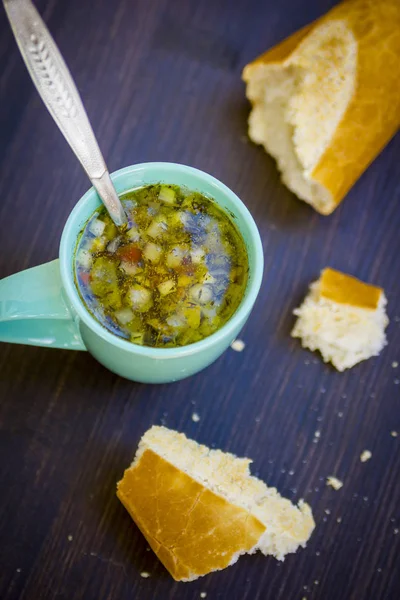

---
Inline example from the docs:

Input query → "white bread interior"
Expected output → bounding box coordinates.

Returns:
[292,268,388,371]
[117,426,314,581]
[244,20,356,214]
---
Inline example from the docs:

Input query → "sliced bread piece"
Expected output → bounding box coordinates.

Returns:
[117,426,314,581]
[292,268,388,371]
[242,0,400,214]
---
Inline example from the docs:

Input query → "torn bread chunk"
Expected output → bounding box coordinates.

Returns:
[242,0,400,214]
[117,426,315,582]
[292,268,389,371]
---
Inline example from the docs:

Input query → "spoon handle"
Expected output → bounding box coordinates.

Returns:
[3,0,127,226]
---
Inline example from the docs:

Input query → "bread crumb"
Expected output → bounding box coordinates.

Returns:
[200,594,207,599]
[314,580,319,585]
[360,450,372,462]
[391,431,398,437]
[326,476,343,490]
[16,568,21,573]
[363,496,368,502]
[394,529,399,535]
[313,430,321,443]
[337,411,343,418]
[394,379,400,385]
[337,517,342,523]
[324,509,331,515]
[392,361,398,368]
[191,412,200,422]
[67,535,73,542]
[230,339,245,352]
[140,572,151,578]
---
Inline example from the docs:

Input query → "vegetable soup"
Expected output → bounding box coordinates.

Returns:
[74,184,249,347]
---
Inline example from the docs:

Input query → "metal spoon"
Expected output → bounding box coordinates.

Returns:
[3,0,127,227]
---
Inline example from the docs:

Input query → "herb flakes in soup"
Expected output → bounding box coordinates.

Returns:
[75,184,249,347]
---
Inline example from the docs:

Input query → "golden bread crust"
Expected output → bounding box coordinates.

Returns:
[117,448,266,581]
[319,267,383,309]
[243,0,400,213]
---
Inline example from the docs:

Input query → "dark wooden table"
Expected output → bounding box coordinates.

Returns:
[1,1,399,599]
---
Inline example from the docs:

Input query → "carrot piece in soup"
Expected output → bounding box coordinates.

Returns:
[118,244,142,263]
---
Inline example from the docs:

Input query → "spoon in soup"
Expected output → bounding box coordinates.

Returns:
[3,0,127,227]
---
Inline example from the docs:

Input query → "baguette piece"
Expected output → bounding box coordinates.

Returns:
[292,268,389,371]
[117,426,314,582]
[242,0,400,214]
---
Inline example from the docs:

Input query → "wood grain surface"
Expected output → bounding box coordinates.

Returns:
[0,1,399,599]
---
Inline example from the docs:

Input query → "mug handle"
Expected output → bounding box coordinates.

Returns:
[0,259,86,350]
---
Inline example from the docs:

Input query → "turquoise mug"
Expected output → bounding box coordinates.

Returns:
[0,163,263,383]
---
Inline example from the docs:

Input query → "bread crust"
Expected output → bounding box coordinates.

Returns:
[320,268,383,309]
[243,0,400,214]
[117,448,266,581]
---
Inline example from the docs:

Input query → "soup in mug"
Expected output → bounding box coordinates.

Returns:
[74,184,249,348]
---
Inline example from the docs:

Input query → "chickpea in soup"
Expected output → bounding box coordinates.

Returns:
[74,184,249,348]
